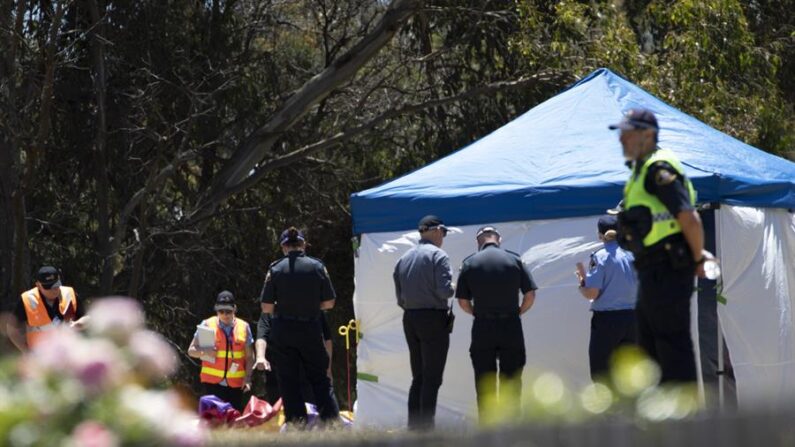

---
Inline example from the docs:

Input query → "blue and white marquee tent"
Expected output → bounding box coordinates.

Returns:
[350,68,795,427]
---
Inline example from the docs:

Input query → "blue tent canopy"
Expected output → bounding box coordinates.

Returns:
[351,68,795,234]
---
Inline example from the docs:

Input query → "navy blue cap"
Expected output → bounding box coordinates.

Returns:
[598,216,618,234]
[609,108,659,131]
[36,266,62,289]
[214,290,236,311]
[418,215,446,232]
[279,228,306,245]
[476,226,500,238]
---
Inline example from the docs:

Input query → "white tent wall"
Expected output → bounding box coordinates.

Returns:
[353,216,703,428]
[717,205,795,407]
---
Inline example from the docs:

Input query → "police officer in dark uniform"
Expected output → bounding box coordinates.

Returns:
[609,109,716,383]
[455,226,537,420]
[260,227,340,426]
[254,311,334,405]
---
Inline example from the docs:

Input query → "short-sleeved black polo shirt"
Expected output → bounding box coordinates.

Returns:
[260,251,336,318]
[455,243,537,315]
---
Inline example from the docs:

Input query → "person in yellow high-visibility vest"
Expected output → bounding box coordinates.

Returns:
[7,266,89,352]
[609,109,716,383]
[188,291,253,411]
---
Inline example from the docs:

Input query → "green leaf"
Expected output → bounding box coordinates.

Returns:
[357,372,379,383]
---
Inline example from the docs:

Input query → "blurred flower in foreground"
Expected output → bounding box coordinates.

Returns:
[128,329,178,379]
[88,296,146,342]
[579,382,614,415]
[610,346,660,397]
[0,296,206,446]
[637,384,701,421]
[478,373,521,427]
[67,421,119,447]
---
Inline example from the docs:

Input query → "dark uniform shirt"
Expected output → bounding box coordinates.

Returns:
[257,311,333,341]
[260,251,336,318]
[455,243,537,315]
[13,290,85,325]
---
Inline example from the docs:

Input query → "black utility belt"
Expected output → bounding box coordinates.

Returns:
[635,239,694,270]
[475,312,519,319]
[273,315,318,322]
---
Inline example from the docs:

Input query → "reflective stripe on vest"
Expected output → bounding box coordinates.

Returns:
[623,149,697,247]
[21,287,78,348]
[199,316,249,388]
[200,366,246,379]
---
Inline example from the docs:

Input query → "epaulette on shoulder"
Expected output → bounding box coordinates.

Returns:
[590,247,606,257]
[460,252,476,266]
[505,249,522,258]
[305,255,324,264]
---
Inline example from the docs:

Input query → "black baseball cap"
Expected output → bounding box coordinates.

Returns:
[475,226,500,238]
[36,266,62,289]
[598,216,618,234]
[609,108,659,131]
[214,290,236,311]
[279,228,306,245]
[418,215,447,234]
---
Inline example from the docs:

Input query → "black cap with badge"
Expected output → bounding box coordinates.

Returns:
[36,266,62,290]
[214,290,236,312]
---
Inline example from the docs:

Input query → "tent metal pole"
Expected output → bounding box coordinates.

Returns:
[718,316,725,410]
[716,205,724,411]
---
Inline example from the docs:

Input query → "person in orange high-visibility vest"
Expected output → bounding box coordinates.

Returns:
[7,266,89,352]
[188,291,254,411]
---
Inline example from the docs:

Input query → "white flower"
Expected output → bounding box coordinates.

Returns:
[88,297,146,342]
[128,329,178,379]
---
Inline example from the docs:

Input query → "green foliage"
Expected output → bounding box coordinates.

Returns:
[514,0,795,158]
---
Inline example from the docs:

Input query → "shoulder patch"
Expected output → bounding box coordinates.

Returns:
[654,168,677,186]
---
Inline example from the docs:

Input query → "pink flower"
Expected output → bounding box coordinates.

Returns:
[24,327,83,376]
[70,421,119,447]
[73,339,127,393]
[88,297,145,342]
[128,330,178,379]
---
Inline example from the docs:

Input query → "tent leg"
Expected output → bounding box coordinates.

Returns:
[718,317,724,410]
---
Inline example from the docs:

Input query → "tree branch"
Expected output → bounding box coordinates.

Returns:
[194,70,572,209]
[190,0,423,222]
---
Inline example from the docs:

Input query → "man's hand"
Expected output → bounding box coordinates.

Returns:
[243,382,252,393]
[695,249,716,278]
[200,347,217,358]
[575,262,586,285]
[253,356,271,371]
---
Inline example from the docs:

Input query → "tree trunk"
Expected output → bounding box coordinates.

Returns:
[85,0,115,294]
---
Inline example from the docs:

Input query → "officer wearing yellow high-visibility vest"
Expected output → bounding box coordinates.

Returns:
[7,266,89,351]
[188,291,254,411]
[609,108,716,383]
